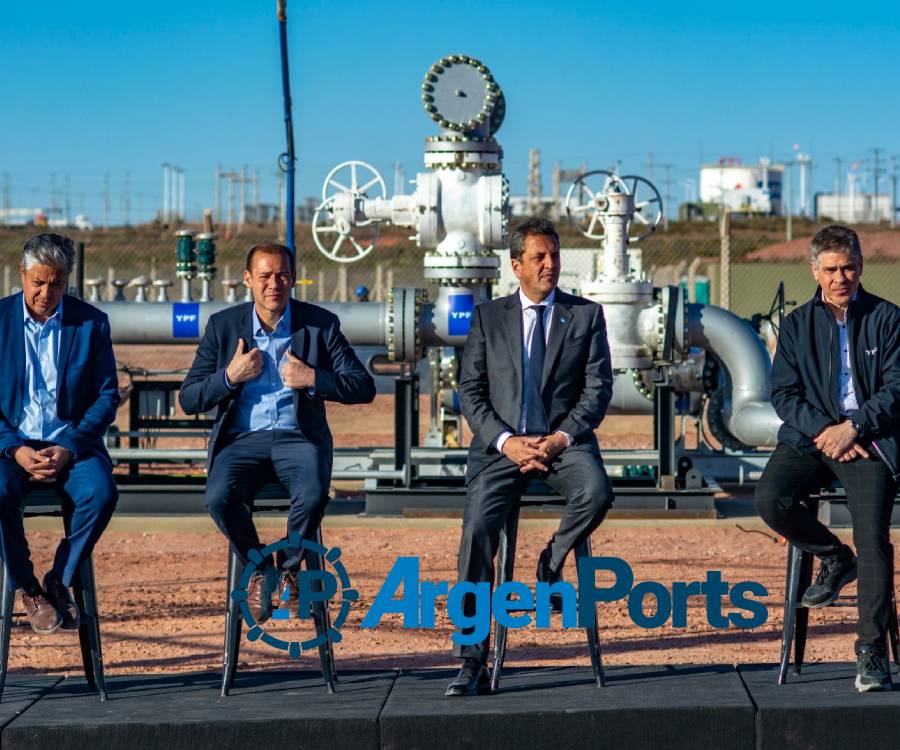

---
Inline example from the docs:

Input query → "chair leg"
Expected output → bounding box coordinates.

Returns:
[75,556,107,700]
[491,508,520,693]
[794,550,814,674]
[778,544,803,685]
[308,548,336,695]
[0,564,14,701]
[221,547,243,697]
[315,528,338,685]
[578,536,605,688]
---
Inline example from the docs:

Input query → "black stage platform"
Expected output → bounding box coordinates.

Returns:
[0,665,898,749]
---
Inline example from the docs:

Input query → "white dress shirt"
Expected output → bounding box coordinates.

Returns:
[495,288,571,453]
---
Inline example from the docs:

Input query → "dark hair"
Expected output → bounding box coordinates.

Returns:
[810,225,862,266]
[22,233,75,273]
[245,242,295,274]
[509,218,560,261]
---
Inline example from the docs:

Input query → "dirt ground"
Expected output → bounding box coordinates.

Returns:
[9,515,883,677]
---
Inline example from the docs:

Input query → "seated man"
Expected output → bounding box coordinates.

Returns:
[755,225,900,692]
[179,242,375,621]
[0,233,120,634]
[447,218,615,696]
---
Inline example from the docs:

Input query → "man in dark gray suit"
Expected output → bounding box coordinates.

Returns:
[446,218,615,696]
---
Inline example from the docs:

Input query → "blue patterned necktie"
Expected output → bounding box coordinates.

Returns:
[524,304,548,434]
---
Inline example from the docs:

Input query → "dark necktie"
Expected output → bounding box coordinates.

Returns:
[524,304,548,434]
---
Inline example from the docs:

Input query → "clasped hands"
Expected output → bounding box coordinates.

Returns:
[225,339,315,390]
[814,420,869,463]
[13,445,73,483]
[502,433,568,473]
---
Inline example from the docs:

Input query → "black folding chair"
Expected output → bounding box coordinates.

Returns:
[491,497,605,691]
[778,498,900,684]
[0,487,107,701]
[220,482,337,696]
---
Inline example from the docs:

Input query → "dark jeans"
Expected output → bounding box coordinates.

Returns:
[204,429,331,571]
[755,442,897,648]
[454,448,614,661]
[0,443,118,591]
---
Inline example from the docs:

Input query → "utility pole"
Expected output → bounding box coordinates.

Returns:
[871,147,883,223]
[178,168,185,223]
[646,152,654,182]
[64,174,71,225]
[784,161,793,241]
[834,157,843,221]
[214,164,221,225]
[2,172,10,215]
[123,171,131,226]
[891,155,897,229]
[162,163,170,222]
[662,163,672,231]
[103,173,110,229]
[238,165,247,231]
[528,148,542,215]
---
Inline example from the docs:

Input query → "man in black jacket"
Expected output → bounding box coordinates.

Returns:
[445,218,615,696]
[755,224,900,692]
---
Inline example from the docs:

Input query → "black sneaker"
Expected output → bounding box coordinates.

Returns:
[801,549,857,608]
[855,644,892,693]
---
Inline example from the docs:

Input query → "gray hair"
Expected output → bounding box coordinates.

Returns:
[810,224,862,267]
[21,233,75,274]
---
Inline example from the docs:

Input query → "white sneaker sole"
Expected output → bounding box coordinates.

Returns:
[855,675,892,692]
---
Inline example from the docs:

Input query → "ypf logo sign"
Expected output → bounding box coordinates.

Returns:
[172,302,200,338]
[447,294,474,336]
[231,533,359,658]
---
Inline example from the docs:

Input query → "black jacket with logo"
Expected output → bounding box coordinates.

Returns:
[771,285,900,479]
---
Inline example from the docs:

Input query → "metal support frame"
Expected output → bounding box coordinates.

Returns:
[393,375,419,488]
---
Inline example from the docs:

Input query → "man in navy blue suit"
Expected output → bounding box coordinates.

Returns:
[180,243,375,622]
[0,233,120,635]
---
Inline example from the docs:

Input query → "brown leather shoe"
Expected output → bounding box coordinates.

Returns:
[247,565,276,623]
[21,587,62,635]
[43,572,80,630]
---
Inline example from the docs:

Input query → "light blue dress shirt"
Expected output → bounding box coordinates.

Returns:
[227,305,300,433]
[19,295,70,442]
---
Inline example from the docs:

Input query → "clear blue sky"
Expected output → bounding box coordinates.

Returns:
[2,0,898,225]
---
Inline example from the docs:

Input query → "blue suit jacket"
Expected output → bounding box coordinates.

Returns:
[0,293,120,464]
[178,299,375,470]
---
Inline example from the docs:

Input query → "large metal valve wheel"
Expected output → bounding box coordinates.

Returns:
[565,170,629,241]
[312,161,387,263]
[565,170,663,243]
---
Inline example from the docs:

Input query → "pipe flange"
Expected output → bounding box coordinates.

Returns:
[421,55,502,135]
[630,369,655,401]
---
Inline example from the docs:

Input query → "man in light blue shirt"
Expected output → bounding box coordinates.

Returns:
[180,243,374,624]
[0,234,120,635]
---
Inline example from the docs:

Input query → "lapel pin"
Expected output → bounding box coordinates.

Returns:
[559,316,567,324]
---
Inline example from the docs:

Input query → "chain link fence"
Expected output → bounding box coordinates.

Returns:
[3,221,900,453]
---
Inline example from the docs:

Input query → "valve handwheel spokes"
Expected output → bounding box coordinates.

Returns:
[312,160,387,263]
[565,170,629,241]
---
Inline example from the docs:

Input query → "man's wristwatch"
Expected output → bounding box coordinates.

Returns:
[849,418,863,437]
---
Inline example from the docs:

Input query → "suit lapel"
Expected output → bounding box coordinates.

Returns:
[541,292,573,391]
[289,299,307,413]
[57,298,76,385]
[5,294,25,418]
[502,294,523,393]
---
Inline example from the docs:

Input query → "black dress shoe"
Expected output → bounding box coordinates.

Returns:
[43,572,80,630]
[801,547,857,609]
[445,659,491,697]
[536,547,564,613]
